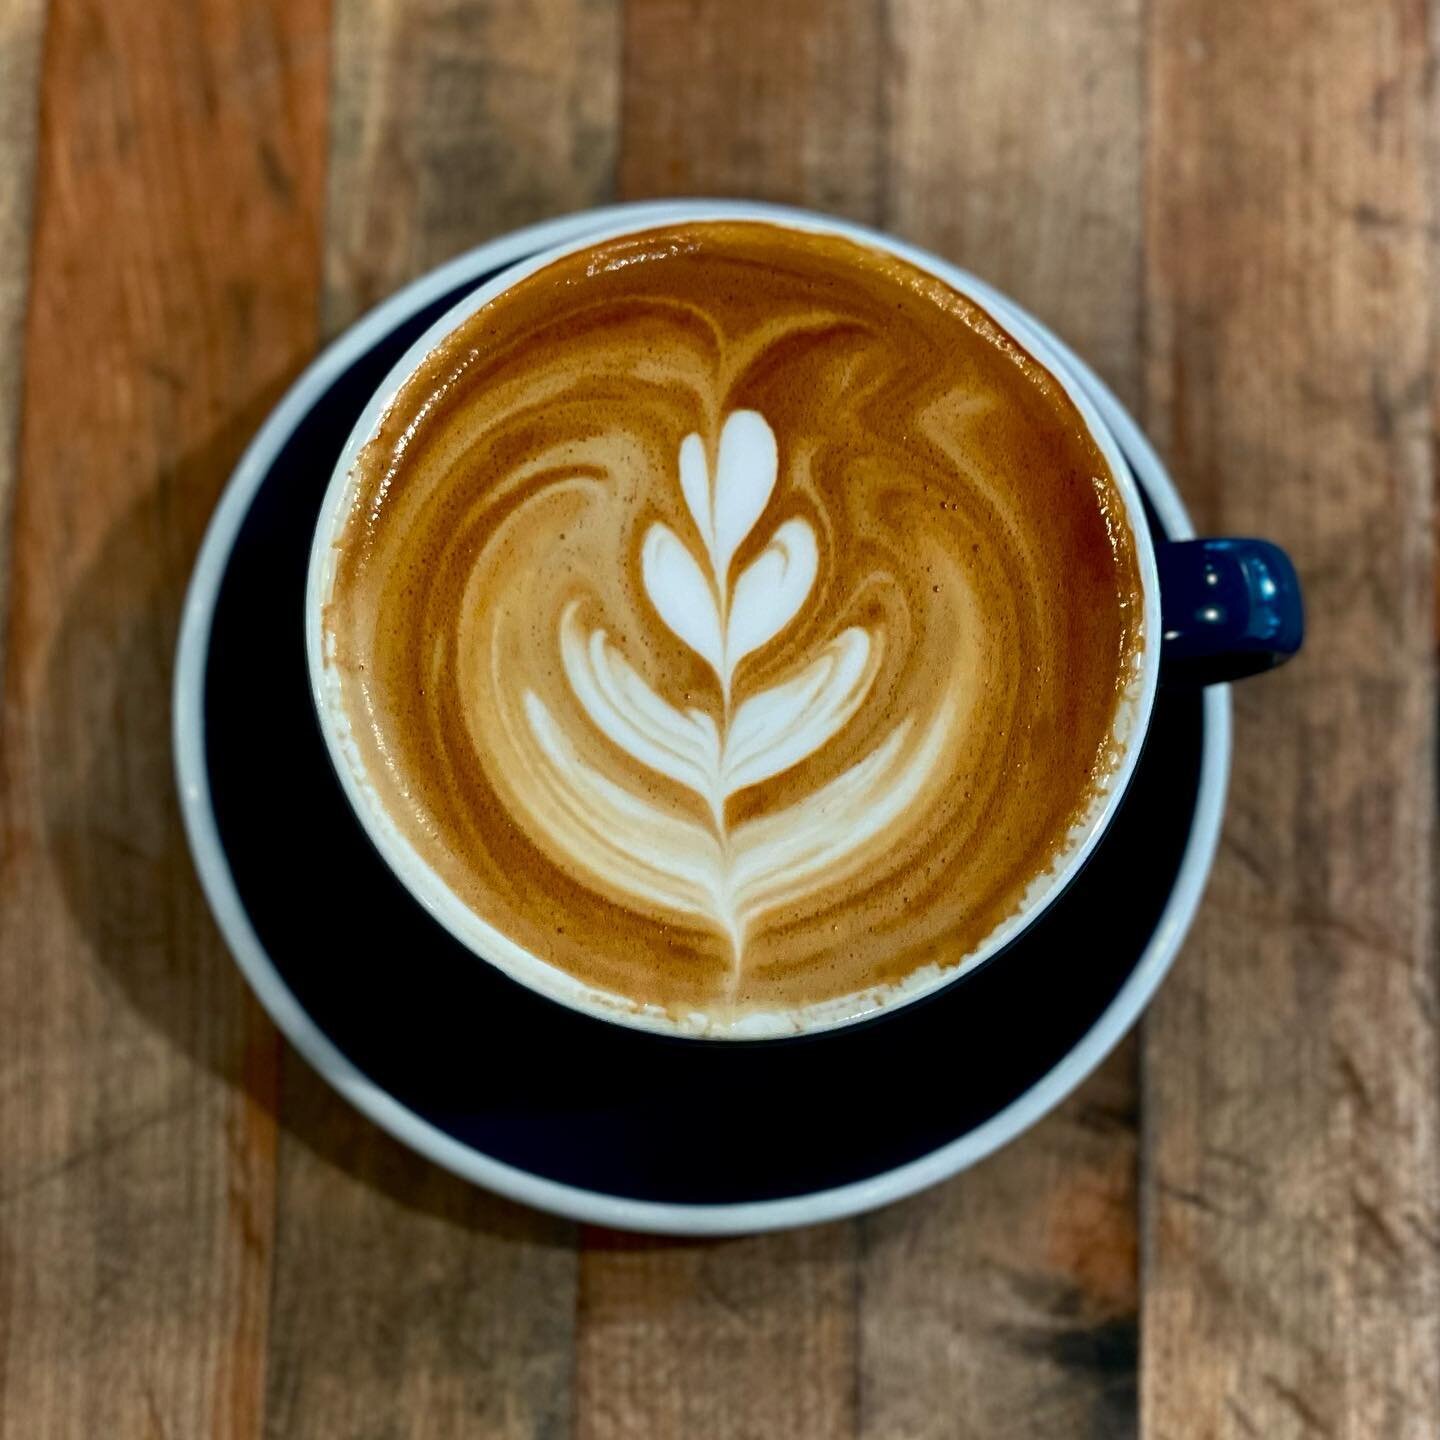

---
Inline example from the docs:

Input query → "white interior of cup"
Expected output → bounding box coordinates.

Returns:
[305,205,1163,1039]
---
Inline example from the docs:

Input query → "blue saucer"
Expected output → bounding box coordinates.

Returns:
[175,203,1229,1233]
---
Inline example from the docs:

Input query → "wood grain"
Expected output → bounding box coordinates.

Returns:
[860,1050,1139,1439]
[261,1065,577,1440]
[856,3,1146,1435]
[0,0,47,685]
[576,1226,859,1440]
[1141,1,1440,1435]
[257,2,623,1434]
[885,0,1146,409]
[0,1,329,1436]
[2,1,1435,1434]
[323,0,619,334]
[620,0,885,222]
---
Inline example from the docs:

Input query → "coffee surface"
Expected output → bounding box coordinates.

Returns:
[323,221,1144,1022]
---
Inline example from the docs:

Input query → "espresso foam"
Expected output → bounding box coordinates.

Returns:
[322,222,1145,1022]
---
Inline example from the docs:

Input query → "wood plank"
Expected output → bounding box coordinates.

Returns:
[620,0,885,222]
[0,0,48,684]
[0,0,330,1435]
[592,5,1148,1436]
[259,2,623,1434]
[323,0,620,333]
[571,5,886,1437]
[576,1226,859,1440]
[860,1046,1139,1438]
[261,1064,578,1440]
[1141,0,1440,1435]
[884,0,1146,411]
[857,2,1146,1435]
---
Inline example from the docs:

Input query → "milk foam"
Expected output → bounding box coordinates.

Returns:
[505,410,952,973]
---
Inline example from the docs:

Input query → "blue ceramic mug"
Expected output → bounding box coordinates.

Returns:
[306,204,1303,1040]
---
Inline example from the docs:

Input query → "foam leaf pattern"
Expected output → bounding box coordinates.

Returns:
[559,603,720,810]
[646,413,816,700]
[709,410,779,582]
[640,522,723,678]
[561,607,876,829]
[679,409,779,585]
[725,519,818,690]
[519,692,734,941]
[513,686,948,961]
[722,627,872,795]
[726,707,950,917]
[518,407,952,971]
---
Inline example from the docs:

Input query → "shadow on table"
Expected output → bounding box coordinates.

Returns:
[35,400,570,1251]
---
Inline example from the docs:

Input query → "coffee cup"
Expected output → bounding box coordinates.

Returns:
[305,203,1301,1040]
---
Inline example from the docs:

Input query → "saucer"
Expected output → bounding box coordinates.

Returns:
[174,202,1230,1235]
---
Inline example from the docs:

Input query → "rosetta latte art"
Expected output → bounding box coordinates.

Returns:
[513,409,952,971]
[323,221,1145,1021]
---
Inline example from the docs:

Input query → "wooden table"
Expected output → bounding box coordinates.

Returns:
[2,1,1435,1434]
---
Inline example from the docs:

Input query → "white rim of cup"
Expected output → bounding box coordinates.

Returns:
[302,204,1167,1041]
[173,199,1231,1234]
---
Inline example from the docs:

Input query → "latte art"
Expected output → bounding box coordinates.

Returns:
[515,408,953,969]
[321,222,1145,1025]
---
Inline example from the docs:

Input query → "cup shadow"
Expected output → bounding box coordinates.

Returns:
[35,398,567,1249]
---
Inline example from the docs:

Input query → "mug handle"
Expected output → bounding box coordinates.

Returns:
[1156,538,1304,684]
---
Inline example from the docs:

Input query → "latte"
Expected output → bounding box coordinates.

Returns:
[319,221,1145,1025]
